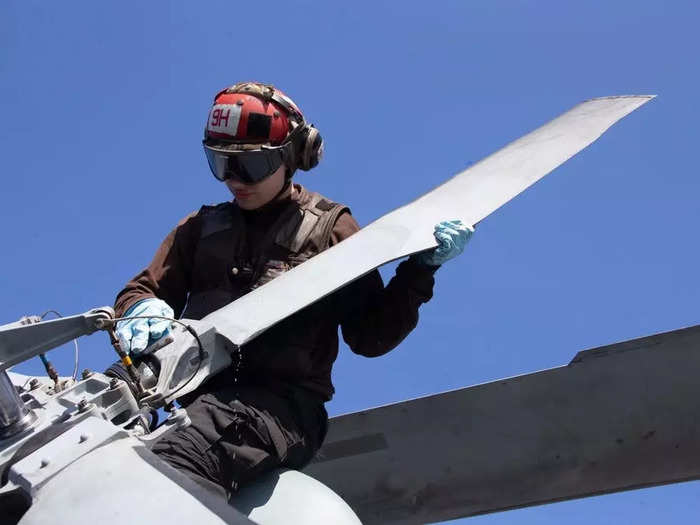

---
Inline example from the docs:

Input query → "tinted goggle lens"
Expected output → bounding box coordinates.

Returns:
[203,145,286,184]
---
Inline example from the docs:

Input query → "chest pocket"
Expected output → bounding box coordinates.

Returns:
[249,196,334,289]
[274,204,323,253]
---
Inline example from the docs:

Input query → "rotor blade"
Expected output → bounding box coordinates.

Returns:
[204,95,654,346]
[303,325,700,524]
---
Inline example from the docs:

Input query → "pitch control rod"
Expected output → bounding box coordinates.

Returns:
[0,307,115,371]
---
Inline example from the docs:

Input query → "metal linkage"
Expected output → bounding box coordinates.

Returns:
[0,307,115,371]
[0,308,118,439]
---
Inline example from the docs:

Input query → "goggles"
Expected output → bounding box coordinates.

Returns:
[203,142,292,184]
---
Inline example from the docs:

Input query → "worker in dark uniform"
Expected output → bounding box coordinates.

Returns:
[113,82,473,497]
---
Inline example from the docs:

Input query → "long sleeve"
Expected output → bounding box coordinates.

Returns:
[114,212,200,318]
[333,212,438,357]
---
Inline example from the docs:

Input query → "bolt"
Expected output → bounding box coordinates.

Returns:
[40,458,50,469]
[81,369,93,379]
[79,434,90,443]
[29,378,40,390]
[109,377,119,389]
[77,398,89,413]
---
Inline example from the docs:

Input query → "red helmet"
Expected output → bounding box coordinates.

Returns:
[203,82,323,179]
[205,83,300,144]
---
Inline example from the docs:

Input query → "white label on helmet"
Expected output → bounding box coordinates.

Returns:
[207,104,242,137]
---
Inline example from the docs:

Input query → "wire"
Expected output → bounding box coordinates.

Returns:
[40,309,80,381]
[110,315,207,402]
[39,309,63,319]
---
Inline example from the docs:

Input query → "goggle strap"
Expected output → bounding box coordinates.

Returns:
[216,83,306,126]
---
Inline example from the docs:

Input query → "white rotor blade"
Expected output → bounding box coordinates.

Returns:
[205,96,654,346]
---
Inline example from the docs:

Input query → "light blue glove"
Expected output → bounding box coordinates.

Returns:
[116,298,174,354]
[413,219,475,267]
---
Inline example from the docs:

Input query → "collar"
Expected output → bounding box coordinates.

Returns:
[237,181,302,223]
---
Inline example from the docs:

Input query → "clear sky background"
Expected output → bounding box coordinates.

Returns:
[2,1,699,523]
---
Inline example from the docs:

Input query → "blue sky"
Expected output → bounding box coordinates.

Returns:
[2,1,699,522]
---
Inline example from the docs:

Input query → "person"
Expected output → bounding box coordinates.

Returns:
[113,82,473,497]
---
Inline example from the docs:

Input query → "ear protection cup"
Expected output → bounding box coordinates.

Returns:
[298,125,324,171]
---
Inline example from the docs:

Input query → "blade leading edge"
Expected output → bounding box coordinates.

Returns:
[205,96,654,346]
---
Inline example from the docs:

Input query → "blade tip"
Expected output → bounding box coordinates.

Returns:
[586,94,657,103]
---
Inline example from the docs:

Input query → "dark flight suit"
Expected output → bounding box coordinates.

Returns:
[114,183,437,495]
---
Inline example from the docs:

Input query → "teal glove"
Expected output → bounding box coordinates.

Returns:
[414,219,474,267]
[116,298,174,354]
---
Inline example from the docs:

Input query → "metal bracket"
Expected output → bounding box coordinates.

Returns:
[0,307,114,371]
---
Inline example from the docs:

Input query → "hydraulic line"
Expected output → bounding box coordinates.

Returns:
[38,353,60,389]
[106,328,145,397]
[40,310,80,381]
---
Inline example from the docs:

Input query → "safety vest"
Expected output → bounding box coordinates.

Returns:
[182,185,348,320]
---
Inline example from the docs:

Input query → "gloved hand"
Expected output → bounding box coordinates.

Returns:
[413,219,475,267]
[116,298,174,354]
